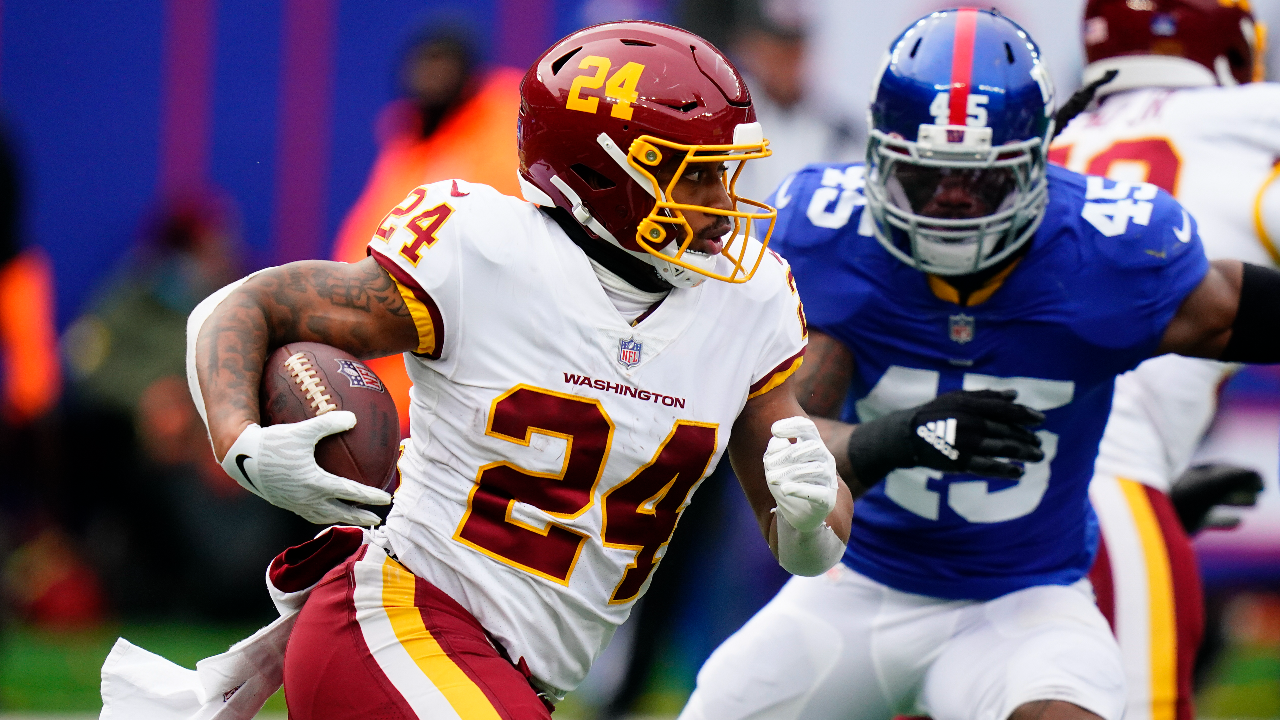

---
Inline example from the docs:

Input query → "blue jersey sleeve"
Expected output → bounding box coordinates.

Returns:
[766,163,867,254]
[764,163,875,334]
[1055,170,1210,361]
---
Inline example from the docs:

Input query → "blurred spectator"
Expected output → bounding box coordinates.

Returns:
[59,195,312,621]
[728,1,856,202]
[331,24,523,434]
[0,117,77,629]
[0,123,59,430]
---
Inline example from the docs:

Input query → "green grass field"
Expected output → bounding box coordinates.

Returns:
[1,621,1277,718]
[0,623,286,713]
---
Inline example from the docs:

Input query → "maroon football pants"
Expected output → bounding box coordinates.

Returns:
[282,542,552,720]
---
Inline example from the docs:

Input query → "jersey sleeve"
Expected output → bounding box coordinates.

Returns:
[365,180,467,362]
[767,163,867,255]
[745,251,809,400]
[1082,175,1211,358]
[1223,83,1280,157]
[765,163,872,337]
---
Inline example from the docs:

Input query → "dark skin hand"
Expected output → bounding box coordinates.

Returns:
[197,168,851,559]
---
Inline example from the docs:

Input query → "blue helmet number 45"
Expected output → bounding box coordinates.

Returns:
[865,8,1055,277]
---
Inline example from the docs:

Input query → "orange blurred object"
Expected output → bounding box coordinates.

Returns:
[333,67,522,434]
[0,246,61,425]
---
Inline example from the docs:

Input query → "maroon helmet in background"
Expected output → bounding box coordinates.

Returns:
[517,21,775,288]
[1082,0,1266,96]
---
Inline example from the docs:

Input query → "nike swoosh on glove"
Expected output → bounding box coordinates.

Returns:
[219,411,392,526]
[764,416,839,533]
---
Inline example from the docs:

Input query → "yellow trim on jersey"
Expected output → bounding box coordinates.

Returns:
[748,355,804,400]
[387,272,438,356]
[1252,162,1280,265]
[380,557,503,720]
[926,257,1022,307]
[1118,478,1177,720]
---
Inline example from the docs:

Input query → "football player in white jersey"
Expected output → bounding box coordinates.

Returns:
[95,20,1044,720]
[1052,2,1276,718]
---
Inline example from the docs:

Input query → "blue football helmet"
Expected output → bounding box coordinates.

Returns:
[865,9,1054,276]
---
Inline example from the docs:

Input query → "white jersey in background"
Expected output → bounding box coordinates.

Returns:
[366,179,807,695]
[1052,83,1280,490]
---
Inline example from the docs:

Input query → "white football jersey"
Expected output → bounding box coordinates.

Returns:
[365,180,807,694]
[1053,84,1280,490]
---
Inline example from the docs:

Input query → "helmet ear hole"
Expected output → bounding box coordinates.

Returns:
[571,163,617,190]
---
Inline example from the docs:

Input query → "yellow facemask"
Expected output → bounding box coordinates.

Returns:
[626,133,777,284]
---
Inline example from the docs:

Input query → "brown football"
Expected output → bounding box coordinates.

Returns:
[260,342,400,491]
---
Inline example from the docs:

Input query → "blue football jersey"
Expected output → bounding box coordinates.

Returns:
[769,162,1210,600]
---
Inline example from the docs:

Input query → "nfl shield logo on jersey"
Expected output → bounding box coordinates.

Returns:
[335,359,386,392]
[618,337,643,368]
[949,314,975,344]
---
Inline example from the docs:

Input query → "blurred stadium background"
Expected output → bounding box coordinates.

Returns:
[2,0,1280,717]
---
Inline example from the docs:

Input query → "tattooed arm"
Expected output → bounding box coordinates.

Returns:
[196,257,419,460]
[791,330,861,485]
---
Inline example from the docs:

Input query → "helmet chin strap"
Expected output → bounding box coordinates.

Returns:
[543,174,707,289]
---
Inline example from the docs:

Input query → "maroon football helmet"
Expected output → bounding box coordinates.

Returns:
[1082,0,1265,95]
[518,21,775,288]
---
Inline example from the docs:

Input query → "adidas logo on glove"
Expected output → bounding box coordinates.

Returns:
[917,418,960,461]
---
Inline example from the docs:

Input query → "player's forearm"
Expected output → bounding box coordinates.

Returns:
[792,330,854,417]
[195,279,274,460]
[191,259,419,459]
[813,417,861,494]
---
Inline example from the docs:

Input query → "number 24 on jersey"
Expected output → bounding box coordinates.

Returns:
[455,385,718,604]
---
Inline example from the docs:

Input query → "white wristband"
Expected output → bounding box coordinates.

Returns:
[776,513,846,577]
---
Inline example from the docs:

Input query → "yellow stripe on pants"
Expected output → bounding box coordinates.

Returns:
[381,558,503,720]
[1118,478,1176,720]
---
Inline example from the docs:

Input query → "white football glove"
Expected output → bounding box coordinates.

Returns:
[764,416,839,533]
[219,411,392,526]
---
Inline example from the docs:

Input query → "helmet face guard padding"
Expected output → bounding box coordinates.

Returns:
[623,124,776,285]
[865,125,1049,277]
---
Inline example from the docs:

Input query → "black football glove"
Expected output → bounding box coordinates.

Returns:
[847,389,1046,487]
[1170,463,1264,535]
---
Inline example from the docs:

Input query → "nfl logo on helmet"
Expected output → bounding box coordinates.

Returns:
[618,337,643,368]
